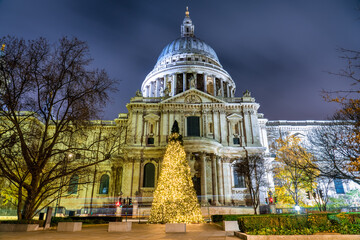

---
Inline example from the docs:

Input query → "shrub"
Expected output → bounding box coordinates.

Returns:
[213,213,360,235]
[238,214,310,235]
[237,213,360,235]
[211,215,223,222]
[335,213,360,234]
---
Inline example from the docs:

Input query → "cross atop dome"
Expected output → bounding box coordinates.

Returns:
[181,6,195,37]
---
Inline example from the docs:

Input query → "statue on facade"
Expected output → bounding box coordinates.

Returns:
[166,81,171,92]
[163,87,170,97]
[189,74,196,89]
[243,90,251,97]
[135,89,142,97]
[217,88,222,97]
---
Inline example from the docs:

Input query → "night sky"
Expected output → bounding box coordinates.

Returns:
[1,0,360,120]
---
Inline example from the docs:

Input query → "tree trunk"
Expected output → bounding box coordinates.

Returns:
[21,196,36,220]
[17,184,23,220]
[21,185,38,220]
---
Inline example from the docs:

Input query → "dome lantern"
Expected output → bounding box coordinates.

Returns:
[181,7,194,37]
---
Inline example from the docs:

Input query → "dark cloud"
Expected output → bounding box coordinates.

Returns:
[1,0,359,120]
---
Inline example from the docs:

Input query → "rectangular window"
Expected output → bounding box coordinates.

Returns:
[147,137,154,145]
[187,116,200,136]
[233,138,240,145]
[234,168,245,188]
[334,179,345,194]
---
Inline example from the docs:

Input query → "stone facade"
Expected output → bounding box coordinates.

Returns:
[55,9,358,215]
[57,9,267,214]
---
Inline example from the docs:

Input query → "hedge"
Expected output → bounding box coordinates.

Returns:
[212,213,360,235]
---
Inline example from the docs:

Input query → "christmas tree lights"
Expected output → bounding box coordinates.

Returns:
[148,121,203,223]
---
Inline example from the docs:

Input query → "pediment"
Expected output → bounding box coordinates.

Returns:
[144,113,160,121]
[227,113,243,121]
[161,89,225,104]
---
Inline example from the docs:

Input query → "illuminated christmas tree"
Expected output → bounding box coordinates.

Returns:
[149,121,204,223]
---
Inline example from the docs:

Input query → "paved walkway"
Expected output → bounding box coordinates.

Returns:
[0,223,239,240]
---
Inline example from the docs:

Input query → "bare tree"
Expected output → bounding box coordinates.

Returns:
[234,154,267,215]
[0,36,123,220]
[311,177,332,212]
[306,122,359,184]
[317,48,360,183]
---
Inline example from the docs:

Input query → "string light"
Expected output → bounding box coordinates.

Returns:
[149,133,204,223]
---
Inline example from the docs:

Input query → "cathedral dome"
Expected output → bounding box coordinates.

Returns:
[141,7,236,99]
[156,37,220,66]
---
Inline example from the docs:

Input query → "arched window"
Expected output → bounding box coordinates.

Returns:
[68,174,79,194]
[99,174,109,194]
[143,163,155,187]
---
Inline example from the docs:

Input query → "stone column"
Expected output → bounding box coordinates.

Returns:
[211,154,219,205]
[220,79,224,97]
[183,73,186,92]
[250,110,260,145]
[136,111,143,144]
[203,74,207,93]
[243,110,252,146]
[172,74,176,96]
[220,111,227,144]
[202,110,207,137]
[150,81,154,97]
[223,161,233,205]
[227,83,230,98]
[161,110,168,145]
[134,111,138,144]
[145,86,149,97]
[217,156,224,204]
[194,73,197,89]
[201,152,207,204]
[213,76,216,96]
[155,78,159,97]
[240,119,245,146]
